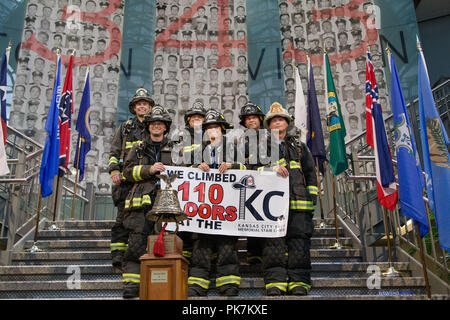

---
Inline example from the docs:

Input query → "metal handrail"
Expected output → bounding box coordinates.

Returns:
[326,79,450,286]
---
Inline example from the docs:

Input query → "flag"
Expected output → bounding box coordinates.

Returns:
[324,53,347,176]
[39,54,62,197]
[366,52,398,211]
[58,54,74,176]
[417,43,450,251]
[74,70,91,182]
[0,45,10,145]
[306,56,326,174]
[390,53,428,237]
[293,64,307,143]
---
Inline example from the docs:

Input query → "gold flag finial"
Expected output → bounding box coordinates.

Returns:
[416,34,422,52]
[8,41,11,48]
[385,44,391,56]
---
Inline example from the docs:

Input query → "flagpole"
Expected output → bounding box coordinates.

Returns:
[415,221,432,299]
[71,136,82,220]
[48,48,62,230]
[329,172,342,249]
[381,207,401,277]
[29,188,43,253]
[315,157,325,228]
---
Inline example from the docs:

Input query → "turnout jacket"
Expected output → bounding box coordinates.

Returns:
[258,133,318,211]
[184,135,246,170]
[122,136,173,211]
[108,117,149,205]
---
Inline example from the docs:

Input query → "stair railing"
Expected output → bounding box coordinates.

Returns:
[323,79,449,286]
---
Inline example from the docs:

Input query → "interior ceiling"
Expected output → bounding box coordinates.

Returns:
[415,0,450,22]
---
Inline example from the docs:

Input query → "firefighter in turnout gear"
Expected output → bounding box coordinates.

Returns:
[120,105,173,299]
[187,109,245,297]
[258,102,318,296]
[108,87,154,272]
[238,102,266,265]
[177,101,207,260]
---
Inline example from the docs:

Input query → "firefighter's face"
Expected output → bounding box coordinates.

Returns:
[205,124,222,141]
[189,114,204,129]
[244,115,261,129]
[269,116,288,132]
[149,121,166,136]
[134,100,152,117]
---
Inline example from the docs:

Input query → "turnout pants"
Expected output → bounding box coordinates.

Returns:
[110,202,129,262]
[188,234,241,295]
[263,210,314,293]
[121,208,154,289]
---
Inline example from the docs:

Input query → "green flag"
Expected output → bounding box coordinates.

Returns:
[324,53,348,176]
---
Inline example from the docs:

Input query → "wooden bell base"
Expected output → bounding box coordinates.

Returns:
[139,234,189,300]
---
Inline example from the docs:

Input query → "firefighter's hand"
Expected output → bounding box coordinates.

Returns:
[111,173,122,185]
[198,162,210,172]
[273,165,289,178]
[219,162,232,174]
[150,162,166,174]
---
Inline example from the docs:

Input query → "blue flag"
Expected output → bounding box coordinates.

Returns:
[306,58,326,173]
[390,54,428,237]
[418,47,450,251]
[74,70,91,182]
[0,46,10,145]
[39,55,62,197]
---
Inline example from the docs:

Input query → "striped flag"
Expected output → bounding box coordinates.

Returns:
[58,55,74,176]
[293,64,307,143]
[0,45,10,145]
[366,52,398,211]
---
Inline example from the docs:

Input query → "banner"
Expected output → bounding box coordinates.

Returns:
[164,166,289,237]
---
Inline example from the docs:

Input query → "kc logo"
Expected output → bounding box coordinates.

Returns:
[21,0,123,66]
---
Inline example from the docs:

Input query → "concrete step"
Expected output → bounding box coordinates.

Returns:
[0,262,410,282]
[0,277,427,299]
[34,228,345,241]
[11,249,363,265]
[44,220,115,230]
[24,237,354,252]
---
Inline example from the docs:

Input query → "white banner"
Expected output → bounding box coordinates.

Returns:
[162,166,289,238]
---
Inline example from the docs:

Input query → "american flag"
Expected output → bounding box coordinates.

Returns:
[58,55,74,176]
[365,52,398,211]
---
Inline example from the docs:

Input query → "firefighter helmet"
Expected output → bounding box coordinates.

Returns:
[202,109,233,131]
[238,102,265,127]
[232,175,256,189]
[263,102,292,128]
[128,87,155,115]
[143,105,172,133]
[184,101,207,127]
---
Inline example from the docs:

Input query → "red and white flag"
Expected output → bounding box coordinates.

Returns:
[366,52,398,211]
[58,55,74,176]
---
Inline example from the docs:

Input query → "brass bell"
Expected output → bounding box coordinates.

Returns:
[146,174,187,225]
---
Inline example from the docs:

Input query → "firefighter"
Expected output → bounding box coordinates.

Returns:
[120,105,173,299]
[238,102,266,265]
[186,109,245,297]
[257,102,318,296]
[108,87,154,272]
[177,101,207,260]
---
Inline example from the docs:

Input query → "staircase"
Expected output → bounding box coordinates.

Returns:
[0,219,446,300]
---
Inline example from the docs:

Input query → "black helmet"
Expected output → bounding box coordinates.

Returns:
[143,105,172,133]
[202,109,233,131]
[128,87,155,115]
[238,102,265,127]
[184,101,207,127]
